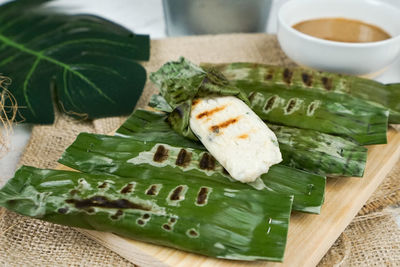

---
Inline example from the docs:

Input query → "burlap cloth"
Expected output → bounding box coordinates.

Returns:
[0,34,399,266]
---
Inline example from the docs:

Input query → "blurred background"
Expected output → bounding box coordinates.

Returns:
[37,0,400,38]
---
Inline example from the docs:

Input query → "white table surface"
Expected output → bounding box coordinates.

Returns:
[1,0,400,184]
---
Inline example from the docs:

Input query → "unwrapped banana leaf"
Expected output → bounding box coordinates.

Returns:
[204,62,400,124]
[59,131,326,214]
[151,58,388,145]
[150,57,249,140]
[0,165,293,261]
[143,99,367,177]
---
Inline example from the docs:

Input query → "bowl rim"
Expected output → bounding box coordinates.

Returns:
[278,0,400,48]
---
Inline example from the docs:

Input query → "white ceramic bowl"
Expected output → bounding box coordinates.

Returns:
[277,0,400,75]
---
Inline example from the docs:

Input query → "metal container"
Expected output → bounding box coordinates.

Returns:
[162,0,272,36]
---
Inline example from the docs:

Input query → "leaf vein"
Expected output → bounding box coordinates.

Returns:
[44,38,139,53]
[0,33,114,104]
[23,57,41,116]
[62,68,80,111]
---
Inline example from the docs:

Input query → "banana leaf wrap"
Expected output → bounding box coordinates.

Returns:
[268,124,367,177]
[59,131,326,214]
[149,57,249,140]
[0,166,293,261]
[204,62,400,124]
[143,96,367,177]
[151,58,388,145]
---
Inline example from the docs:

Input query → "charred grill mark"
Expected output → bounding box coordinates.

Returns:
[286,99,297,113]
[86,207,95,213]
[170,186,184,201]
[307,102,318,116]
[57,207,68,214]
[175,149,192,167]
[307,100,321,116]
[197,187,210,205]
[143,214,150,219]
[192,99,201,107]
[120,183,134,194]
[137,219,145,225]
[189,230,198,236]
[283,68,293,84]
[98,182,108,189]
[321,77,333,90]
[186,229,199,238]
[308,103,315,112]
[237,134,249,139]
[111,209,123,220]
[153,145,169,162]
[146,185,159,196]
[69,189,78,196]
[302,73,313,86]
[211,127,219,134]
[170,217,176,223]
[265,68,275,81]
[196,105,226,119]
[248,92,256,103]
[209,117,240,133]
[265,73,273,80]
[162,224,171,231]
[66,196,151,211]
[199,153,216,170]
[264,96,277,111]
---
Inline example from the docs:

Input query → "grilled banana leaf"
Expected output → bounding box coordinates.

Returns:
[150,57,249,140]
[268,125,367,177]
[116,109,204,150]
[151,58,388,145]
[204,62,400,124]
[59,132,326,214]
[0,165,293,261]
[245,85,388,145]
[118,109,366,177]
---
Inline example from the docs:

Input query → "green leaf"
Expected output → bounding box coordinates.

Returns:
[204,62,400,123]
[147,95,367,177]
[0,0,149,123]
[149,57,249,140]
[0,165,293,261]
[59,132,325,213]
[151,58,388,145]
[58,110,326,214]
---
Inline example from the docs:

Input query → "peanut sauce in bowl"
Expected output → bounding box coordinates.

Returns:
[277,0,400,75]
[292,18,391,43]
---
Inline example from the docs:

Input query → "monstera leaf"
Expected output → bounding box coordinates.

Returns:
[0,0,149,123]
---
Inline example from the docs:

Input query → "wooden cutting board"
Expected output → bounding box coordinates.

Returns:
[58,127,400,267]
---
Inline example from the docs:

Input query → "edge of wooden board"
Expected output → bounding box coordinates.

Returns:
[58,128,400,267]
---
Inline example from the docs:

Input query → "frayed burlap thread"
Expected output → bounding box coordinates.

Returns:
[0,34,399,266]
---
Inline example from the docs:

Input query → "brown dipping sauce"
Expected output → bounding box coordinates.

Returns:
[293,18,391,43]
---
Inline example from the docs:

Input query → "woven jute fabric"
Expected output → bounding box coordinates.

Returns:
[0,33,399,266]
